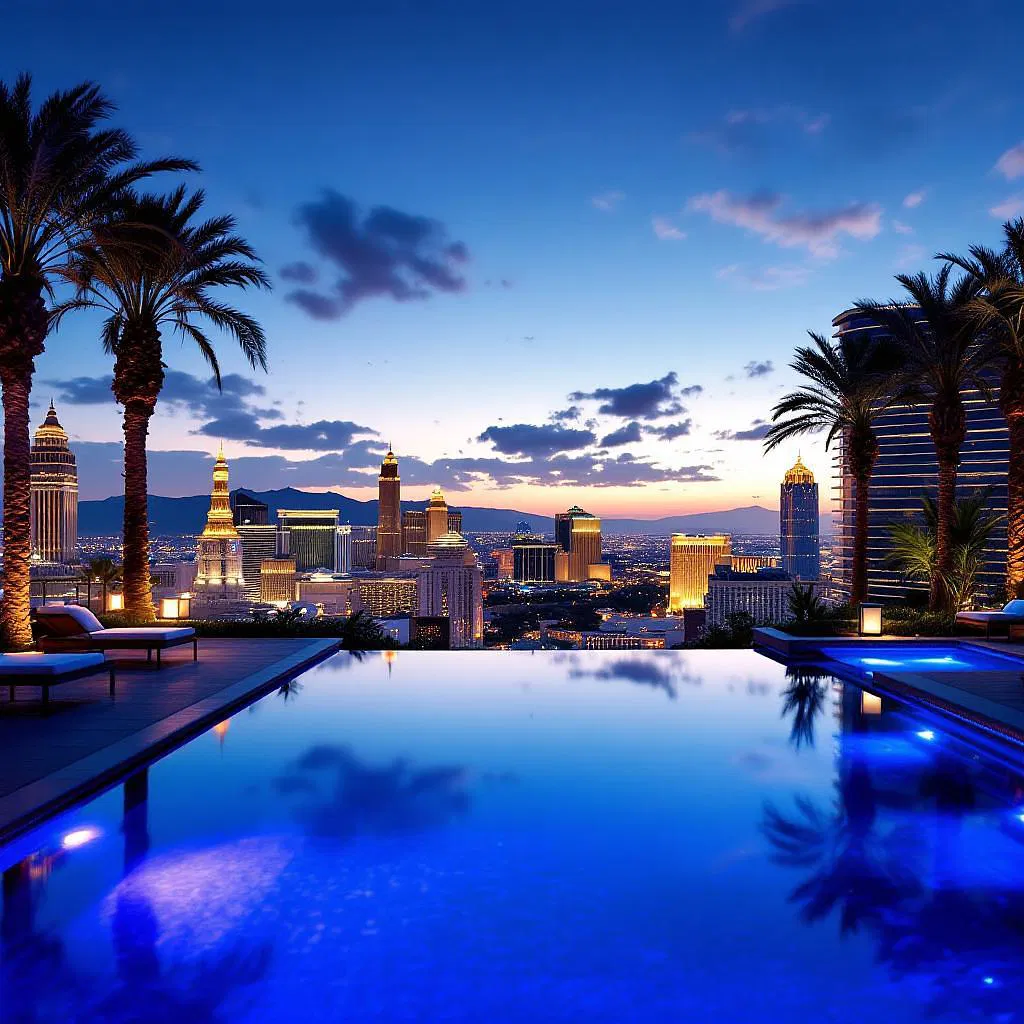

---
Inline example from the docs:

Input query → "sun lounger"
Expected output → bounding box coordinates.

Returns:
[0,652,115,703]
[955,599,1024,638]
[33,605,198,666]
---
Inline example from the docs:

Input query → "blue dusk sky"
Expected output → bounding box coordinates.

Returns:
[7,0,1024,515]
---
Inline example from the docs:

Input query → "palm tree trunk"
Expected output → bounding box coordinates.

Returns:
[852,468,871,606]
[933,453,958,611]
[122,405,155,621]
[0,370,34,648]
[1000,361,1024,599]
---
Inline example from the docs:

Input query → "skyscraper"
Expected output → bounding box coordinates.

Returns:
[669,534,732,613]
[192,447,247,614]
[780,455,820,580]
[277,510,341,572]
[448,509,463,535]
[425,486,449,543]
[376,448,402,567]
[336,524,352,574]
[554,505,603,582]
[512,538,558,582]
[30,402,78,564]
[237,524,279,600]
[417,532,483,648]
[351,525,378,568]
[260,557,297,605]
[230,490,269,526]
[401,510,427,556]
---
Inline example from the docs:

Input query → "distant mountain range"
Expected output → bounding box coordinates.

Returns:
[76,487,832,537]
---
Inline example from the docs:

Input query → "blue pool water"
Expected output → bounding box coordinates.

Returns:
[3,649,1024,1022]
[820,643,1024,675]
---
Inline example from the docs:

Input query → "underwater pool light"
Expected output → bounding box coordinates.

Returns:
[915,730,936,741]
[984,977,995,986]
[862,657,900,667]
[61,827,100,850]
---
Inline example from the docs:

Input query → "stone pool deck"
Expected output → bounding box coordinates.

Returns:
[0,637,341,844]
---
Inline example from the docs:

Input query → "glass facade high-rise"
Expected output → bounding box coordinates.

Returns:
[448,510,463,535]
[780,455,820,580]
[669,534,732,613]
[277,509,341,572]
[30,402,78,564]
[350,525,377,568]
[425,487,449,544]
[402,510,427,556]
[832,307,1009,602]
[237,524,279,601]
[512,538,558,583]
[376,449,402,567]
[554,505,602,582]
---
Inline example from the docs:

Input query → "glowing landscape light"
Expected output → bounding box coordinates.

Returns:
[61,827,100,849]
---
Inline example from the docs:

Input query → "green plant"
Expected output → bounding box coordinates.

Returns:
[787,582,828,626]
[690,611,755,649]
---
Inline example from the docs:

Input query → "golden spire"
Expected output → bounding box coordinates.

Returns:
[201,446,239,539]
[784,454,815,485]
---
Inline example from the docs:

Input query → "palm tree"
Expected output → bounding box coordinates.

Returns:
[87,556,122,611]
[59,187,268,619]
[855,268,988,611]
[0,74,194,648]
[765,331,899,604]
[887,491,1003,609]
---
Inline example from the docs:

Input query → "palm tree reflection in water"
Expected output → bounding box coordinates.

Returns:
[779,667,832,750]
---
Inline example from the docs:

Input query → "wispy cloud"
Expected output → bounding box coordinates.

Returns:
[652,216,686,240]
[591,190,625,212]
[892,219,914,235]
[689,190,881,258]
[902,190,926,208]
[744,360,774,378]
[714,419,772,441]
[729,0,801,32]
[995,143,1024,181]
[991,194,1024,219]
[716,263,810,290]
[689,106,828,155]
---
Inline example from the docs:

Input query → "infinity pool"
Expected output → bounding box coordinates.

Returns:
[819,643,1024,675]
[3,649,1024,1022]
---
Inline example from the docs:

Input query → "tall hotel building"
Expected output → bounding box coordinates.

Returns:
[448,509,463,535]
[376,449,402,567]
[277,510,340,572]
[780,456,820,580]
[832,307,1009,602]
[350,525,377,568]
[669,534,732,613]
[417,532,484,648]
[554,505,603,582]
[30,402,78,564]
[425,486,449,543]
[401,510,427,556]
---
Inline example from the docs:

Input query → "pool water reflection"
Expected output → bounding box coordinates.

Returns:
[2,650,1024,1022]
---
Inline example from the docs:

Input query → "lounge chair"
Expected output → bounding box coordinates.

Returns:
[0,652,115,704]
[955,599,1024,639]
[33,605,198,666]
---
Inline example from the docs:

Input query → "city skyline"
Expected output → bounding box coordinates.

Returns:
[8,2,1024,516]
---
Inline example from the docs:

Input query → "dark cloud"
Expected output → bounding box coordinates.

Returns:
[600,421,643,447]
[46,375,112,404]
[279,261,317,284]
[194,414,377,451]
[570,372,696,420]
[550,405,581,422]
[646,419,693,440]
[714,419,772,441]
[285,190,469,319]
[477,422,596,457]
[744,360,774,378]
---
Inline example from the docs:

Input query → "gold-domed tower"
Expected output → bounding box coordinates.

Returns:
[192,446,247,614]
[30,402,78,564]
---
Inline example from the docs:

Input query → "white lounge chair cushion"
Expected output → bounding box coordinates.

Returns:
[91,627,195,642]
[35,604,105,634]
[0,653,106,676]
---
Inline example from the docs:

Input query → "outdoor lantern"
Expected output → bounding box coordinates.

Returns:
[107,592,124,612]
[858,602,883,636]
[861,691,882,715]
[160,597,180,619]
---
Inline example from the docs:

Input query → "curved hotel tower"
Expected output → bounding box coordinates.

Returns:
[30,402,78,564]
[376,448,402,567]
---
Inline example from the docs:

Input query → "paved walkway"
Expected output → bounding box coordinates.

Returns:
[0,638,341,844]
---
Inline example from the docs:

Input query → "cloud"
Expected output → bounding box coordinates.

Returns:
[729,0,800,31]
[995,143,1024,181]
[902,190,926,208]
[744,360,774,378]
[689,106,828,156]
[476,422,596,457]
[284,190,469,319]
[652,216,686,240]
[716,263,810,290]
[570,372,696,420]
[279,261,317,283]
[990,195,1024,219]
[591,190,625,212]
[714,419,772,441]
[194,414,378,451]
[892,219,914,235]
[599,421,644,447]
[688,190,881,258]
[550,405,582,422]
[646,419,693,440]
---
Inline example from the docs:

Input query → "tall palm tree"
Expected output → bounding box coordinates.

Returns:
[942,219,1024,598]
[0,74,194,648]
[765,331,899,605]
[855,267,988,611]
[59,187,268,619]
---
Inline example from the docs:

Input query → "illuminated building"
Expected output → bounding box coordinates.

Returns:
[30,402,78,564]
[426,486,449,543]
[554,505,603,582]
[554,550,570,582]
[730,554,781,573]
[448,510,463,535]
[237,524,279,601]
[411,616,450,649]
[587,562,612,582]
[192,447,247,615]
[296,574,360,615]
[781,455,820,580]
[402,509,427,556]
[357,575,418,617]
[513,538,558,582]
[491,548,515,579]
[417,532,483,648]
[230,490,268,526]
[260,557,297,605]
[351,525,377,568]
[277,509,340,572]
[705,565,812,628]
[336,525,352,574]
[832,307,1008,600]
[376,448,402,567]
[669,534,731,613]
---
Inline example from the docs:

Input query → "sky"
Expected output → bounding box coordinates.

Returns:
[7,0,1024,516]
